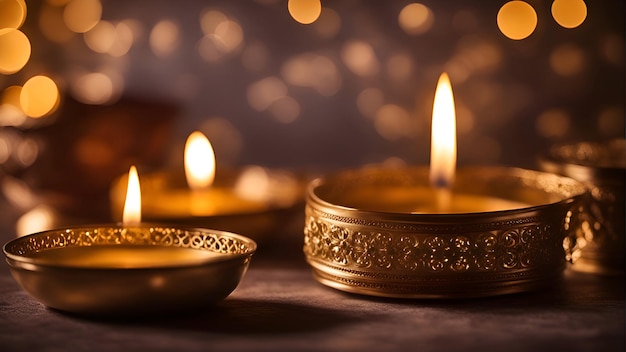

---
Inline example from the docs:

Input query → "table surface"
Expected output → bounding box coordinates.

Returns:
[1,207,624,352]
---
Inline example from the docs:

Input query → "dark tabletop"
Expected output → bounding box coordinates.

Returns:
[0,204,624,352]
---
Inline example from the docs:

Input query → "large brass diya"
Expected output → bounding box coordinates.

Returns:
[3,225,256,316]
[304,165,587,298]
[539,139,625,275]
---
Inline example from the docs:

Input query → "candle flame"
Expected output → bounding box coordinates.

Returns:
[184,131,216,191]
[430,72,457,189]
[122,165,141,225]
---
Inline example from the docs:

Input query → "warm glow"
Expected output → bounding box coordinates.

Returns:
[430,73,457,189]
[20,75,59,118]
[288,0,322,25]
[71,72,115,105]
[0,0,27,34]
[551,0,587,29]
[122,165,141,225]
[184,131,216,191]
[497,1,537,40]
[63,0,102,33]
[341,40,379,76]
[0,29,31,74]
[150,20,180,57]
[398,3,434,35]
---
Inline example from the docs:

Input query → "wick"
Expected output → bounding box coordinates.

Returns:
[434,187,452,213]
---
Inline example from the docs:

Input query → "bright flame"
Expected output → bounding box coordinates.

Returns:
[122,165,141,225]
[430,73,457,189]
[184,131,216,191]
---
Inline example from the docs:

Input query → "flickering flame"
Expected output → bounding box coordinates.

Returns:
[184,131,216,191]
[122,165,141,225]
[430,73,457,189]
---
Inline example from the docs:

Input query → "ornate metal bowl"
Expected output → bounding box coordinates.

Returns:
[3,225,256,316]
[304,165,588,298]
[539,139,625,275]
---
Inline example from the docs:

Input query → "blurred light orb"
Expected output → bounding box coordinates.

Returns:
[39,2,74,43]
[72,72,114,105]
[84,20,115,53]
[20,75,59,118]
[247,77,288,111]
[16,205,56,237]
[497,1,537,40]
[0,29,31,74]
[107,21,134,57]
[536,109,570,138]
[63,0,102,33]
[551,0,587,29]
[341,40,379,76]
[356,88,384,119]
[150,20,180,57]
[398,3,434,35]
[288,0,322,25]
[0,85,26,126]
[200,9,228,35]
[550,44,585,76]
[374,104,413,141]
[0,0,27,33]
[269,96,300,123]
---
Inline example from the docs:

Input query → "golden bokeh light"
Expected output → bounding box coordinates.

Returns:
[63,0,102,33]
[71,72,115,105]
[83,20,115,53]
[0,0,27,34]
[550,44,585,76]
[288,0,322,25]
[150,20,180,57]
[108,22,134,57]
[20,75,60,118]
[197,11,244,62]
[341,40,379,76]
[536,109,570,138]
[268,96,300,123]
[39,2,74,43]
[0,85,26,126]
[247,77,287,111]
[398,3,434,35]
[16,137,38,167]
[374,104,413,141]
[200,9,228,35]
[281,53,341,96]
[497,1,537,40]
[0,29,31,74]
[552,0,587,29]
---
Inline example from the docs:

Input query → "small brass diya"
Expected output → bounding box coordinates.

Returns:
[539,139,625,275]
[110,167,305,242]
[304,165,587,298]
[3,225,256,316]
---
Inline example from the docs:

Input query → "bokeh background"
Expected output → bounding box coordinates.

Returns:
[0,0,624,234]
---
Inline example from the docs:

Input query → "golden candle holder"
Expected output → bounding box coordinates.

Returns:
[304,165,587,298]
[110,167,305,242]
[3,225,256,316]
[539,139,625,275]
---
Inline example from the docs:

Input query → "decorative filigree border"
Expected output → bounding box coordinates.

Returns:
[6,226,254,257]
